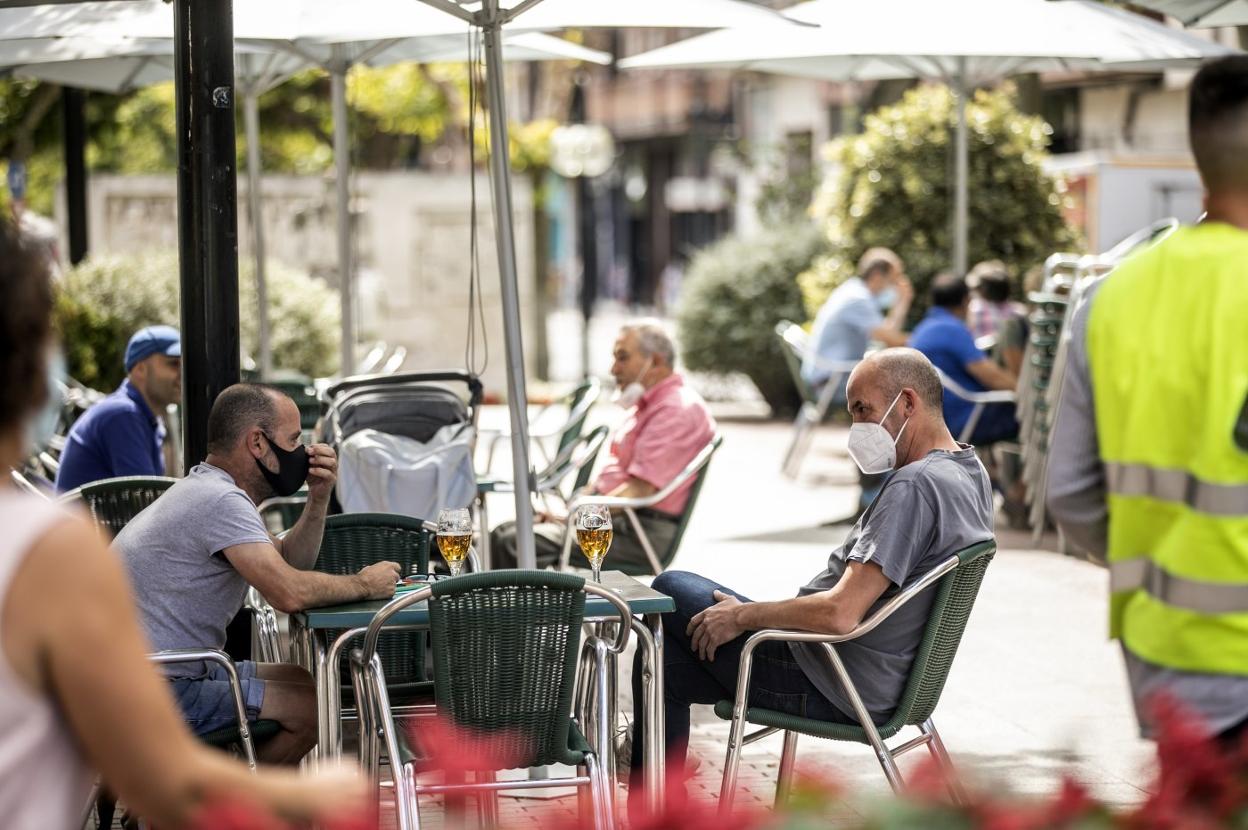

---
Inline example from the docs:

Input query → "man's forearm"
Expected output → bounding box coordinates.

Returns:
[281,496,329,570]
[286,569,370,613]
[884,301,910,331]
[734,594,850,637]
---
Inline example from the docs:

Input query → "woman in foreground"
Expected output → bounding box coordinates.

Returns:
[0,218,367,828]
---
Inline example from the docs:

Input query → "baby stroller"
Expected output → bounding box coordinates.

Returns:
[320,370,483,522]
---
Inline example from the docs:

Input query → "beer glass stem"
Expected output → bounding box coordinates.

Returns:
[449,561,464,577]
[591,564,601,583]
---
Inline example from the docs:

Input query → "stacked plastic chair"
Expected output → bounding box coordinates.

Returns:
[1017,219,1181,547]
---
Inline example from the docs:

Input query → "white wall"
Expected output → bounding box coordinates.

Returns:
[75,171,536,397]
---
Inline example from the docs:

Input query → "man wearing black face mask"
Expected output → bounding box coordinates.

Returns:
[115,384,401,765]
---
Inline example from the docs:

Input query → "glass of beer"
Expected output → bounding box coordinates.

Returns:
[575,504,613,583]
[437,507,473,577]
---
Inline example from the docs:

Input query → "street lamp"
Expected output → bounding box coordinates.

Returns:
[550,121,615,379]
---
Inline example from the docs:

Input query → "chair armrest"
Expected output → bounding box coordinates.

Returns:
[968,390,1016,404]
[583,583,632,654]
[148,647,237,670]
[739,554,960,651]
[565,435,720,514]
[803,356,860,375]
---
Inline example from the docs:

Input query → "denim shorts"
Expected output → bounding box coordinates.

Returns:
[170,659,266,736]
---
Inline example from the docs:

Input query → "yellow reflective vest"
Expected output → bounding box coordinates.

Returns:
[1088,223,1248,676]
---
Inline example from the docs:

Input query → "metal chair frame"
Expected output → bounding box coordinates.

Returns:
[775,320,859,479]
[934,369,1017,445]
[718,542,996,812]
[557,434,722,576]
[483,376,602,472]
[350,576,631,830]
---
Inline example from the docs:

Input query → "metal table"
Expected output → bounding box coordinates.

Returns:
[289,570,673,812]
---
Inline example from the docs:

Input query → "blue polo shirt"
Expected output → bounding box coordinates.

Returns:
[908,307,988,437]
[55,380,167,493]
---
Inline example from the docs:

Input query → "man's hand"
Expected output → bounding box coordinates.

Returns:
[895,275,914,305]
[687,590,745,662]
[305,443,338,503]
[356,561,401,599]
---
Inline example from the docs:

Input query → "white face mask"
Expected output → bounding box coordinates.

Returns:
[847,391,910,475]
[613,358,652,408]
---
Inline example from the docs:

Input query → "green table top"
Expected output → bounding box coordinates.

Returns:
[293,570,675,630]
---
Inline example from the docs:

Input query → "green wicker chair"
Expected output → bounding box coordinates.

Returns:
[254,512,434,701]
[716,540,996,810]
[558,434,723,576]
[350,570,630,830]
[60,475,177,537]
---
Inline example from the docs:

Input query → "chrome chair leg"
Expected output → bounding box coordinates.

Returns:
[476,770,500,827]
[920,718,966,805]
[775,730,799,808]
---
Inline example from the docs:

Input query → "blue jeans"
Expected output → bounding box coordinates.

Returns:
[170,659,265,736]
[629,572,853,791]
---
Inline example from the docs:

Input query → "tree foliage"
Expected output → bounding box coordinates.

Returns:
[800,84,1079,318]
[55,250,340,390]
[676,223,828,416]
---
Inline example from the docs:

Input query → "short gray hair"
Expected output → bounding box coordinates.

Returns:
[620,318,675,367]
[863,348,944,413]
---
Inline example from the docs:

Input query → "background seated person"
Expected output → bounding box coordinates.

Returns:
[627,349,993,818]
[909,273,1019,445]
[966,259,1028,377]
[802,247,913,405]
[492,319,716,571]
[56,325,183,492]
[114,383,401,765]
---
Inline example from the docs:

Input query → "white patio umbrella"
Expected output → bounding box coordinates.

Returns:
[1130,0,1248,27]
[1,1,607,381]
[620,0,1237,275]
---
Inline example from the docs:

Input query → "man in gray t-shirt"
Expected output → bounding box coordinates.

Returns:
[115,383,401,764]
[629,349,994,805]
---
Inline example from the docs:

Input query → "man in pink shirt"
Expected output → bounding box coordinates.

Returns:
[492,320,717,571]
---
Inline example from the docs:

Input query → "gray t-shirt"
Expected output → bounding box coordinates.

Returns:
[114,463,272,677]
[790,447,993,723]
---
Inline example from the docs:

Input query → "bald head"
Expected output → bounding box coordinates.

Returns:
[847,348,944,419]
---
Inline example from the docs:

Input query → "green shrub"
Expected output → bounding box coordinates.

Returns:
[676,223,828,416]
[55,250,340,390]
[801,84,1080,318]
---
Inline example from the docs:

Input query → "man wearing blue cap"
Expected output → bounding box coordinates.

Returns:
[56,325,182,493]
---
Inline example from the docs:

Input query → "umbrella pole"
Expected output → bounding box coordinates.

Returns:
[243,82,272,379]
[483,1,537,569]
[953,56,969,276]
[331,49,356,376]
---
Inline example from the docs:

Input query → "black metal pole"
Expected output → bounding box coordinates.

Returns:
[569,80,597,379]
[62,87,88,266]
[578,177,598,379]
[174,0,240,471]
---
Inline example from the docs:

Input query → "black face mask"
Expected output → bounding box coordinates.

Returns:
[256,433,309,497]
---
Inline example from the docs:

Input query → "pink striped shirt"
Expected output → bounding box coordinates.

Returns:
[595,374,716,516]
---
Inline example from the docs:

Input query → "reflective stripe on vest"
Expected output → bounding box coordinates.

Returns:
[1110,558,1248,615]
[1106,462,1248,517]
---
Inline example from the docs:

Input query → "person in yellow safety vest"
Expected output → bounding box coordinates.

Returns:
[1047,54,1248,745]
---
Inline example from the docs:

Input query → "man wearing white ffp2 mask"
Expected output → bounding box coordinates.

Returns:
[630,348,994,806]
[491,319,716,572]
[847,390,909,475]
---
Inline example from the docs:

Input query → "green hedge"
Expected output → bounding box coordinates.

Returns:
[55,249,340,390]
[676,223,828,416]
